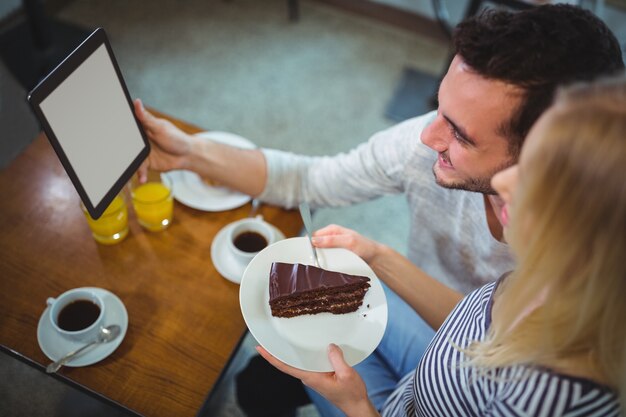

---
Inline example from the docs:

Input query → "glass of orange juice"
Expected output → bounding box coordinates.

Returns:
[130,173,173,232]
[81,194,129,244]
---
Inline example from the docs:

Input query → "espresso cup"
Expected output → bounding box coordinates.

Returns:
[228,217,275,265]
[47,288,105,342]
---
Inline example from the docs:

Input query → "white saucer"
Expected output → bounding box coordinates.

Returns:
[162,131,256,212]
[37,287,128,367]
[211,219,286,284]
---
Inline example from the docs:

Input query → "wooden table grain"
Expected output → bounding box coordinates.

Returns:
[0,111,303,417]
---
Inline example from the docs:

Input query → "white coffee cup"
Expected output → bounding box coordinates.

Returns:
[47,288,105,342]
[228,217,276,265]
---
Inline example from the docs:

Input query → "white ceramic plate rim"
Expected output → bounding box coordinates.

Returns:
[239,237,387,372]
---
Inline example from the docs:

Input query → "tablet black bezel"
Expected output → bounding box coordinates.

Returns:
[27,27,150,219]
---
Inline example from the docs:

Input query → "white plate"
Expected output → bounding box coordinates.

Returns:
[240,237,387,372]
[162,131,255,212]
[37,287,128,367]
[211,218,286,284]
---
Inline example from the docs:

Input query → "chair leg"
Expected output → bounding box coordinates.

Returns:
[287,0,299,21]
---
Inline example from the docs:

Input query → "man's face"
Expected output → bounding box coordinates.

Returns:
[421,55,523,194]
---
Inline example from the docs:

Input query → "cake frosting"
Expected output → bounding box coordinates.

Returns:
[269,262,370,318]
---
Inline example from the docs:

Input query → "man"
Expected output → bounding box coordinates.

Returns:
[134,5,623,416]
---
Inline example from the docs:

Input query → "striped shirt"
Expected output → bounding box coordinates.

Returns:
[381,282,620,417]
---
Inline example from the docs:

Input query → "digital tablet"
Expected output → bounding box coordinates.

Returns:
[28,27,149,219]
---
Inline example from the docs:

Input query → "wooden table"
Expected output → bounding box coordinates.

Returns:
[0,111,303,416]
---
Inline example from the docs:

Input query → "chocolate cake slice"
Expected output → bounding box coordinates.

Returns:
[269,262,370,318]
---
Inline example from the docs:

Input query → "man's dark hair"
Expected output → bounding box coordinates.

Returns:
[453,4,624,156]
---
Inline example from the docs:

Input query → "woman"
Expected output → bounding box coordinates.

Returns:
[257,76,626,416]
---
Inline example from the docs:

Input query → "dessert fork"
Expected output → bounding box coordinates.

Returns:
[298,202,321,267]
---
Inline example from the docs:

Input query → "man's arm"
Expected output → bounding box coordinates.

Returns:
[187,139,267,196]
[259,114,435,208]
[134,99,268,196]
[136,98,434,209]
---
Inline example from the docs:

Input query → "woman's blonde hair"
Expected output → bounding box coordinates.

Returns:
[467,74,626,407]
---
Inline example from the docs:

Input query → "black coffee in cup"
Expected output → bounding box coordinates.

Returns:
[57,299,101,331]
[234,231,268,253]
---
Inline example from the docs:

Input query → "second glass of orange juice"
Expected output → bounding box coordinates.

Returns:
[130,173,173,232]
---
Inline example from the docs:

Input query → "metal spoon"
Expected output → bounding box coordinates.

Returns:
[298,202,321,267]
[248,198,261,217]
[46,324,121,373]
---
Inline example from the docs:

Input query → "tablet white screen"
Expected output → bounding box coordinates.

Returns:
[39,44,144,207]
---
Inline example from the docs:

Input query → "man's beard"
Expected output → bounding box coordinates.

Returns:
[432,159,513,195]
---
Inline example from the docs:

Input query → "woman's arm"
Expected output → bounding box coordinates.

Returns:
[313,225,463,330]
[257,344,380,417]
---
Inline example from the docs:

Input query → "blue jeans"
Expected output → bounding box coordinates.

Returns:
[305,284,435,417]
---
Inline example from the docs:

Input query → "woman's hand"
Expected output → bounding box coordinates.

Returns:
[311,224,385,264]
[256,344,380,417]
[133,99,195,182]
